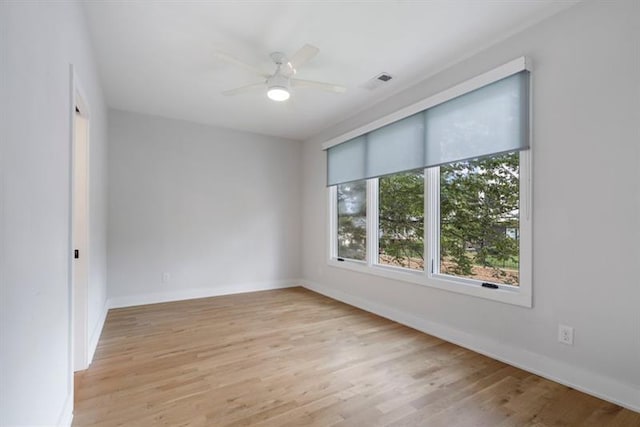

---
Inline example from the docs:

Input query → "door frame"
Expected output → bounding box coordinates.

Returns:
[68,65,91,381]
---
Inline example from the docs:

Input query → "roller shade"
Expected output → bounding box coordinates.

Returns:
[326,69,530,186]
[367,112,425,178]
[327,135,366,186]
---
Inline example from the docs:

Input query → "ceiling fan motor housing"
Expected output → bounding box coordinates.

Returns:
[267,72,290,91]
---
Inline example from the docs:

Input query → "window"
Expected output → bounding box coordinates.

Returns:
[378,170,424,271]
[436,151,520,286]
[326,58,532,307]
[337,181,367,261]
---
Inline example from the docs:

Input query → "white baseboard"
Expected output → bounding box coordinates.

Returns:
[108,279,300,309]
[301,280,640,413]
[87,299,109,365]
[57,392,73,427]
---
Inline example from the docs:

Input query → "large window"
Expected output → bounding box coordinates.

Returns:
[326,58,532,306]
[329,150,530,306]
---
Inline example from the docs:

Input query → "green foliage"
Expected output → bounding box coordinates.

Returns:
[440,151,520,283]
[379,171,424,269]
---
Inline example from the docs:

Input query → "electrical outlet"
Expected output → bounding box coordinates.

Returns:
[162,272,171,283]
[558,324,574,345]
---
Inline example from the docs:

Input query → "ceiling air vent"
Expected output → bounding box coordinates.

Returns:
[361,72,394,90]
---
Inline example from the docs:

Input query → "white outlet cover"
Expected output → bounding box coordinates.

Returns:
[558,324,574,345]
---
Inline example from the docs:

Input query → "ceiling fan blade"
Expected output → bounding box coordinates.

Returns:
[288,44,319,70]
[222,82,265,96]
[214,51,270,78]
[292,78,346,94]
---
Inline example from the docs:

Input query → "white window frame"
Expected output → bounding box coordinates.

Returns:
[328,151,531,307]
[326,58,533,308]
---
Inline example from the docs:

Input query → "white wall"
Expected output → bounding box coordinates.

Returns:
[0,2,109,426]
[107,110,301,307]
[302,0,640,411]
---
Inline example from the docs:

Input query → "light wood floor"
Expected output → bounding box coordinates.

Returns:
[74,288,640,426]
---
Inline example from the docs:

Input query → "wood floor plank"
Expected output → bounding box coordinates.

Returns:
[73,288,640,426]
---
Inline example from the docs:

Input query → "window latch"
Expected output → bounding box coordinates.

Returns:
[481,282,499,289]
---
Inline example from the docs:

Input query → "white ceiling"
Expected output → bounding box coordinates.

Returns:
[83,1,577,141]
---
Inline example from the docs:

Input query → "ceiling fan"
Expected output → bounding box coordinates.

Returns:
[215,44,346,102]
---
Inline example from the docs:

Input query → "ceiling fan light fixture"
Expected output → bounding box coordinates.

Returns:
[267,86,290,102]
[218,44,345,100]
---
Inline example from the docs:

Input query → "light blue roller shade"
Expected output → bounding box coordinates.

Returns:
[367,113,425,178]
[327,135,366,186]
[425,72,529,167]
[326,70,529,186]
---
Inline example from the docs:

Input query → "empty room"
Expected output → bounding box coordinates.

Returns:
[1,0,639,426]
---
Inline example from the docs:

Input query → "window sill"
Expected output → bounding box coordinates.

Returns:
[327,258,532,308]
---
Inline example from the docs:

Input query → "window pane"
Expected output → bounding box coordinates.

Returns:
[440,151,519,285]
[378,170,424,270]
[337,181,366,261]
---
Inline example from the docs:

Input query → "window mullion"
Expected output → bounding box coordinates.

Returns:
[426,167,440,277]
[366,178,379,267]
[327,186,337,259]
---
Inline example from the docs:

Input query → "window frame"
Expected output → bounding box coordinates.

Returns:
[334,180,368,262]
[375,169,426,273]
[327,149,531,307]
